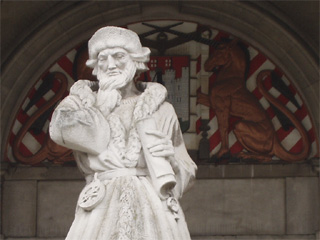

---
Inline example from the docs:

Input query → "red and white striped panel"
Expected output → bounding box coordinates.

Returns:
[5,21,319,163]
[5,49,77,163]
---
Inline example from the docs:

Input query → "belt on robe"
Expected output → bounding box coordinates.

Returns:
[85,168,149,183]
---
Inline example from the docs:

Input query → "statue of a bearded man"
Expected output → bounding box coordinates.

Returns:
[50,26,197,240]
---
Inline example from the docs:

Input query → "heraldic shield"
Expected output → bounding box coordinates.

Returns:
[138,56,190,133]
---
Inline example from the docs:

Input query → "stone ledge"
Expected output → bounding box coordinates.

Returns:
[3,166,83,181]
[2,235,316,240]
[4,239,63,240]
[191,235,316,239]
[196,163,318,179]
[2,163,318,181]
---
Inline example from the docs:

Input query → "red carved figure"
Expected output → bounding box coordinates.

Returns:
[197,39,310,162]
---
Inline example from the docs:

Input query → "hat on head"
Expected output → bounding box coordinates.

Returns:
[86,26,150,68]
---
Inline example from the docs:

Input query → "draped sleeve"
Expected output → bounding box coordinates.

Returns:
[49,94,110,155]
[153,102,197,199]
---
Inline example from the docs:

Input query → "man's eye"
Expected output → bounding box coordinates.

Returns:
[115,54,124,59]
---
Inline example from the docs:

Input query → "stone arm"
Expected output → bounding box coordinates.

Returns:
[49,94,110,155]
[154,102,197,199]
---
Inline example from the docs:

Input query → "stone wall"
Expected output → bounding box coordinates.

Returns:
[1,164,319,240]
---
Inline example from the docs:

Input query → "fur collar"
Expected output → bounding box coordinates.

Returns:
[133,82,167,121]
[106,82,167,168]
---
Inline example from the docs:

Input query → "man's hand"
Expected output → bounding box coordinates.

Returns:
[146,130,174,158]
[95,89,121,117]
[69,80,96,108]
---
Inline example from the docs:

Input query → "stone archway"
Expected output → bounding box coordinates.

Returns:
[1,2,318,158]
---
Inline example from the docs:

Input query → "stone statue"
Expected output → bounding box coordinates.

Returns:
[49,26,197,240]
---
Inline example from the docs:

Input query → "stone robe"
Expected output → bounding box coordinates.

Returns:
[50,82,197,240]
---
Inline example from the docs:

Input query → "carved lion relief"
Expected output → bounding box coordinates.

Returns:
[197,39,310,162]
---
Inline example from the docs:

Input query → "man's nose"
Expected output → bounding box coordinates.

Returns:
[107,56,116,70]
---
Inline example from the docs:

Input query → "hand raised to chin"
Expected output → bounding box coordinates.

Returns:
[69,80,97,108]
[95,88,121,117]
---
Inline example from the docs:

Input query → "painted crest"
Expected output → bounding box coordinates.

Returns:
[138,56,190,132]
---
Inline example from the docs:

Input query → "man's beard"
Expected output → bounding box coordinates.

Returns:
[95,61,137,116]
[97,61,136,91]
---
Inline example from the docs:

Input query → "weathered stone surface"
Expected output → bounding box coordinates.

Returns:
[181,179,285,235]
[4,164,317,181]
[37,181,84,237]
[6,238,64,240]
[236,235,316,239]
[286,177,319,234]
[196,164,317,179]
[2,181,37,237]
[3,235,316,240]
[4,166,83,180]
[191,236,236,240]
[191,236,315,240]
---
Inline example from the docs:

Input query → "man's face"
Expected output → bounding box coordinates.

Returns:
[96,47,136,90]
